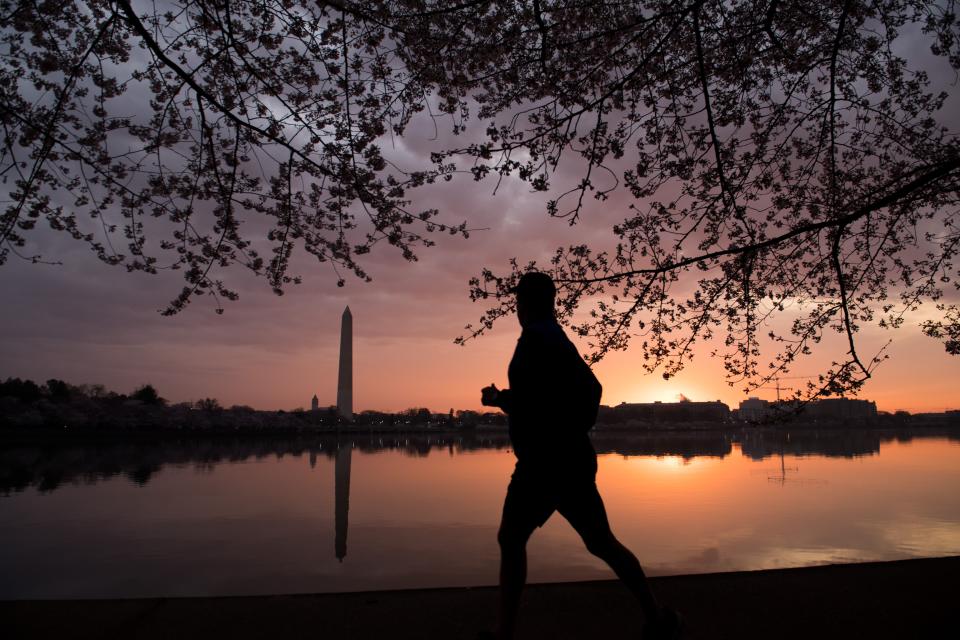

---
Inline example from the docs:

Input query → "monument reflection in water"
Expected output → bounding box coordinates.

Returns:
[335,443,351,562]
[310,441,353,562]
[1,428,959,600]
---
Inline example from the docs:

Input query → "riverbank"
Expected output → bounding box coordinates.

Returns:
[5,557,957,639]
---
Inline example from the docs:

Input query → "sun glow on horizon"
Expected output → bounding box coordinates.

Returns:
[622,387,715,405]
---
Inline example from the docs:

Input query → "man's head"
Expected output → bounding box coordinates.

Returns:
[514,271,556,326]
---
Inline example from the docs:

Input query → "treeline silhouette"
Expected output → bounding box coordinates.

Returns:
[2,429,957,495]
[0,377,507,432]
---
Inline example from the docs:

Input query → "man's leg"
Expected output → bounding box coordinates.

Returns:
[495,473,551,640]
[496,519,533,639]
[560,483,660,620]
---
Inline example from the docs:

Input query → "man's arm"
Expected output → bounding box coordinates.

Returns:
[481,384,514,414]
[496,388,514,414]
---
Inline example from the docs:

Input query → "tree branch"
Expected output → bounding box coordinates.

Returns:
[115,0,337,181]
[560,157,960,284]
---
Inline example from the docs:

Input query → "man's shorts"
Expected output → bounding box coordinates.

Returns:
[499,462,612,541]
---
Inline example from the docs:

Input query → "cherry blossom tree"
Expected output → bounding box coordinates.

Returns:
[2,1,959,398]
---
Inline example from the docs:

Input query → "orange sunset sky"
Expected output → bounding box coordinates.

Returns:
[1,160,957,416]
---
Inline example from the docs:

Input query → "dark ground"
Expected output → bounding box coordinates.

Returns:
[4,556,958,639]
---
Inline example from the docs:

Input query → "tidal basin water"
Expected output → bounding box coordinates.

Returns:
[1,429,959,599]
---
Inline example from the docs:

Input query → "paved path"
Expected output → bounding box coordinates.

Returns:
[5,557,958,639]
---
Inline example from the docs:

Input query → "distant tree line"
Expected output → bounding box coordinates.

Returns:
[0,377,506,433]
[0,377,166,406]
[347,407,506,428]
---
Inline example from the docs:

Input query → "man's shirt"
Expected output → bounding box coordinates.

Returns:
[499,317,599,475]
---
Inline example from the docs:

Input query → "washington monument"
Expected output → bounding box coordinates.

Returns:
[337,306,353,419]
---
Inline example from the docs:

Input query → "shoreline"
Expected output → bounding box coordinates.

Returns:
[2,419,959,440]
[5,557,958,639]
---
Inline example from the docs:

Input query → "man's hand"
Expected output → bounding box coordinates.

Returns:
[481,383,501,407]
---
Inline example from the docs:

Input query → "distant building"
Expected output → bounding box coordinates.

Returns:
[613,400,730,424]
[739,397,771,422]
[804,398,877,424]
[311,394,319,411]
[736,397,878,424]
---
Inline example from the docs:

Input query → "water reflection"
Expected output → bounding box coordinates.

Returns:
[0,432,510,494]
[1,428,957,495]
[738,429,884,459]
[335,444,351,562]
[1,428,958,600]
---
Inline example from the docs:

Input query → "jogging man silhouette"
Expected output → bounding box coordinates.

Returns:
[481,271,681,640]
